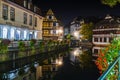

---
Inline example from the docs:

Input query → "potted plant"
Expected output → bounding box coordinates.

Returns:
[30,39,36,54]
[18,41,25,57]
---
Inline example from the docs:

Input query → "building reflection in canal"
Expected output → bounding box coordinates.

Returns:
[0,46,99,80]
[0,50,66,80]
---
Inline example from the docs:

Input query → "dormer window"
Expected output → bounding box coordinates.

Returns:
[49,16,52,19]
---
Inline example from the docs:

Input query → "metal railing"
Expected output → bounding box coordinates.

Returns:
[98,55,120,80]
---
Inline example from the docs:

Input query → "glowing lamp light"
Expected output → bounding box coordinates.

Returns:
[58,29,63,33]
[74,50,79,56]
[58,60,63,65]
[56,59,63,65]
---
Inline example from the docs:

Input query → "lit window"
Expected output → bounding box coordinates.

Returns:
[2,4,8,20]
[3,27,7,38]
[34,32,37,39]
[11,28,14,39]
[10,7,15,21]
[50,22,53,27]
[24,30,27,39]
[56,23,59,26]
[16,30,20,40]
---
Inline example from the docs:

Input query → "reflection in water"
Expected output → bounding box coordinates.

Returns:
[0,50,67,80]
[0,46,100,80]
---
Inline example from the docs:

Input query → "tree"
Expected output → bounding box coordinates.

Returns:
[79,51,93,69]
[80,22,94,41]
[101,0,120,7]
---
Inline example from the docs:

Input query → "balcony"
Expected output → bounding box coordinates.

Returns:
[43,34,59,37]
[42,27,53,30]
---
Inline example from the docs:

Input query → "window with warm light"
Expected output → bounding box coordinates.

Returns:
[50,22,53,27]
[44,30,49,35]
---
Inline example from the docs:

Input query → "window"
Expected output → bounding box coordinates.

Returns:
[50,22,53,27]
[3,27,7,38]
[104,37,107,42]
[10,7,15,21]
[29,15,32,25]
[44,30,49,35]
[11,28,14,39]
[94,49,98,53]
[23,13,27,24]
[24,30,27,40]
[53,22,56,26]
[94,38,98,42]
[2,4,8,20]
[100,38,102,42]
[35,17,37,27]
[56,23,58,26]
[49,16,52,19]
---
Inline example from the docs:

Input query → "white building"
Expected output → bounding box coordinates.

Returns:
[0,0,43,40]
[92,15,120,56]
[70,18,83,40]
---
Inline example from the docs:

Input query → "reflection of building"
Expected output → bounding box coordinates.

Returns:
[92,14,120,56]
[42,9,63,40]
[0,0,43,40]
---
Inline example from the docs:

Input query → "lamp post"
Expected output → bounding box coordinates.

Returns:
[58,28,63,41]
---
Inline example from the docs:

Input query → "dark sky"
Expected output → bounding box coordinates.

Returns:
[33,0,120,25]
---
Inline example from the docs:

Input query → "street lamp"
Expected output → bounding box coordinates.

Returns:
[73,31,79,40]
[58,28,63,41]
[56,58,63,66]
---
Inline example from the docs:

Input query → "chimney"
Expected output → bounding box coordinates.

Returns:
[28,0,32,9]
[34,6,37,12]
[24,0,27,7]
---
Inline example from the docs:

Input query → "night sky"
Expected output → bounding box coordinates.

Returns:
[33,0,120,25]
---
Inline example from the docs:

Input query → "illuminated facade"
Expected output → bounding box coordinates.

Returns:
[0,0,43,40]
[92,15,120,56]
[42,9,63,40]
[70,18,84,40]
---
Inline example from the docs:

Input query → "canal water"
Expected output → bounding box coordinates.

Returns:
[53,47,100,80]
[0,46,100,80]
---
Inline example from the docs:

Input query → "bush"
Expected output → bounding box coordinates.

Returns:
[0,39,10,54]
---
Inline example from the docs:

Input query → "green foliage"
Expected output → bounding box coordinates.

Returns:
[66,34,72,39]
[30,65,36,73]
[18,68,25,76]
[18,41,25,51]
[30,39,36,47]
[30,39,36,54]
[39,41,45,52]
[0,39,10,54]
[80,22,94,41]
[101,0,120,7]
[96,37,120,79]
[79,51,93,68]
